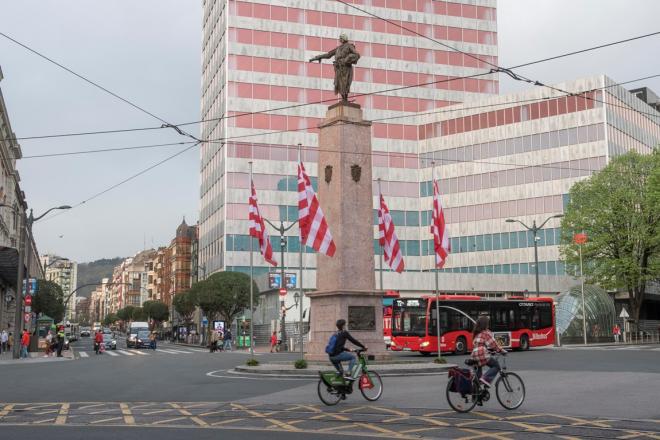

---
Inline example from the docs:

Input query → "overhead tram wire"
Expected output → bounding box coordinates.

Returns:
[0,31,201,142]
[332,0,660,118]
[20,73,660,162]
[4,30,660,144]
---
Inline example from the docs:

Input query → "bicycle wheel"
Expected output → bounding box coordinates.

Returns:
[495,372,525,410]
[446,377,479,413]
[359,371,383,401]
[317,379,342,406]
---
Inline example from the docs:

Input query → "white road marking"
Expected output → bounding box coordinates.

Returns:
[105,351,119,357]
[129,350,148,355]
[158,349,190,354]
[116,350,135,356]
[79,352,88,358]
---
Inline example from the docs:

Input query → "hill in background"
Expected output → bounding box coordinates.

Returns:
[76,257,124,298]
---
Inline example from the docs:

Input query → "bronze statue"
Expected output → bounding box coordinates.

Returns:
[309,34,360,101]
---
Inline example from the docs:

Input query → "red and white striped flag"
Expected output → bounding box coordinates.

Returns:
[248,180,277,266]
[378,194,404,273]
[297,162,336,257]
[431,179,450,268]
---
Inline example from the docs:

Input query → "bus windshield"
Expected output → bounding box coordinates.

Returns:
[392,298,428,337]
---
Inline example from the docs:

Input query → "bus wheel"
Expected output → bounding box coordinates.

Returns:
[520,334,530,351]
[455,337,467,355]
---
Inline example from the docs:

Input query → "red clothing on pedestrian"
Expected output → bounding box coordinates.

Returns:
[20,332,29,347]
[613,325,621,335]
[470,330,504,367]
[94,332,103,344]
[270,334,277,346]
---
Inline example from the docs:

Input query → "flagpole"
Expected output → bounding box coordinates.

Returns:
[249,161,255,358]
[377,178,384,291]
[298,143,304,360]
[432,162,442,362]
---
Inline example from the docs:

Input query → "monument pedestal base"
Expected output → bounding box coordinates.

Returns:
[305,290,391,361]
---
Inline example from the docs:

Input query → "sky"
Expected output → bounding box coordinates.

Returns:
[0,0,659,263]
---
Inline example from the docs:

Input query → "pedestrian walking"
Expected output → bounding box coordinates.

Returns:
[270,331,278,353]
[0,328,7,354]
[613,324,621,343]
[45,331,53,357]
[149,332,157,350]
[209,331,217,353]
[20,329,30,359]
[8,332,13,353]
[223,328,233,351]
[94,330,103,355]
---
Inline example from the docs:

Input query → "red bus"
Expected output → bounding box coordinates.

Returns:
[382,291,400,348]
[390,295,555,355]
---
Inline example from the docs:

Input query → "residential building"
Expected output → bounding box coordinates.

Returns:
[0,65,42,331]
[42,254,78,321]
[199,0,499,279]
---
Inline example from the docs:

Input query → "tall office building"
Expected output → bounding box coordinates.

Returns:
[43,255,78,320]
[199,0,499,288]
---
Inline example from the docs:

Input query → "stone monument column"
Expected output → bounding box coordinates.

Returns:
[305,102,389,361]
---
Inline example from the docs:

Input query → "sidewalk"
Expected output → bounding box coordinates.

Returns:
[0,349,74,365]
[168,340,274,353]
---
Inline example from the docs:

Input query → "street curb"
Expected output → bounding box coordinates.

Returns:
[233,363,457,378]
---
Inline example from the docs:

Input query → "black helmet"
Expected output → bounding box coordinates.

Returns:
[336,319,346,329]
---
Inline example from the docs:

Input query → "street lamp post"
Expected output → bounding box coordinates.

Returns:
[264,218,298,352]
[505,214,563,297]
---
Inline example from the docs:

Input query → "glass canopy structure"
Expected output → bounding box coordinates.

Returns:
[556,285,615,344]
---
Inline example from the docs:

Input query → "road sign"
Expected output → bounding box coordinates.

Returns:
[25,295,32,306]
[279,288,287,298]
[24,306,31,313]
[269,273,297,289]
[619,308,630,319]
[24,312,30,323]
[573,233,588,245]
[22,278,38,296]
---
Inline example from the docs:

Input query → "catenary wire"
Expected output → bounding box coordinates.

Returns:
[21,141,196,159]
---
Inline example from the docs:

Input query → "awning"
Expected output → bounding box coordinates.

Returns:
[0,247,20,289]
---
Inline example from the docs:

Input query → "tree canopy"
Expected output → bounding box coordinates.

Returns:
[173,290,197,323]
[33,279,65,323]
[103,313,118,326]
[143,300,169,326]
[560,150,660,323]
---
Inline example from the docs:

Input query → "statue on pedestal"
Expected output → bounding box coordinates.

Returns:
[309,34,360,101]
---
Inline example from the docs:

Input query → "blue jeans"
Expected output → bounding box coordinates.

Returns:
[481,357,500,384]
[20,345,28,359]
[224,339,232,351]
[329,351,356,375]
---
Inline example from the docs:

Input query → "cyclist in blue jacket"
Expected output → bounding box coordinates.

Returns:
[328,319,366,379]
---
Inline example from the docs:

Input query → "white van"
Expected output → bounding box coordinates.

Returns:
[127,321,149,348]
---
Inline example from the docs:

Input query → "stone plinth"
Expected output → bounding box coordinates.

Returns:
[306,102,389,361]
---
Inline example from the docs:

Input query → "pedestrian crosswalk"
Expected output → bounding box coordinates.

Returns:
[76,347,208,359]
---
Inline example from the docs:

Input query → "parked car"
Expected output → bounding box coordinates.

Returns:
[102,333,117,350]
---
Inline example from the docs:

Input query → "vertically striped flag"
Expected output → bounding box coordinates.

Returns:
[297,162,336,257]
[248,180,277,266]
[431,179,450,268]
[378,194,405,273]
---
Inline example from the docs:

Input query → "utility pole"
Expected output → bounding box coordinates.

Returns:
[12,215,26,359]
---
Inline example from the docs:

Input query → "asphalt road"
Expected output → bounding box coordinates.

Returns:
[1,341,659,439]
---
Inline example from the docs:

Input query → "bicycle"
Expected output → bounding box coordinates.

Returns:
[446,352,525,413]
[317,349,383,406]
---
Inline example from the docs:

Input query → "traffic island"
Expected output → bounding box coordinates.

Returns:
[233,359,456,377]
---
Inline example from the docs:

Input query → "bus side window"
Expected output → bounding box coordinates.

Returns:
[539,305,552,329]
[532,307,541,330]
[519,307,531,330]
[492,306,509,331]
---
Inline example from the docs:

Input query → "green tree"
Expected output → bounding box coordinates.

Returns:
[193,271,258,341]
[116,306,135,322]
[131,307,147,321]
[143,300,169,329]
[103,313,118,327]
[173,290,197,323]
[560,150,660,324]
[33,279,65,322]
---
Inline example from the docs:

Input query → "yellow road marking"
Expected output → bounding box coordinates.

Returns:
[230,403,300,432]
[556,436,582,440]
[507,421,561,433]
[355,422,404,436]
[151,416,188,425]
[457,420,491,428]
[550,414,612,428]
[265,418,302,432]
[423,410,457,417]
[169,402,207,426]
[371,406,410,417]
[0,404,15,418]
[181,403,213,409]
[618,431,660,440]
[316,422,361,433]
[32,418,56,424]
[120,403,135,425]
[35,410,59,415]
[23,404,58,411]
[130,403,159,410]
[310,413,351,421]
[55,403,69,425]
[90,416,123,424]
[472,411,502,420]
[505,413,545,420]
[458,427,514,440]
[89,409,118,415]
[211,418,246,426]
[400,427,443,435]
[286,404,321,413]
[198,410,225,417]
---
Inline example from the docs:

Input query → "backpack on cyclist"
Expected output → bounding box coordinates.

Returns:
[448,367,473,396]
[325,332,338,355]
